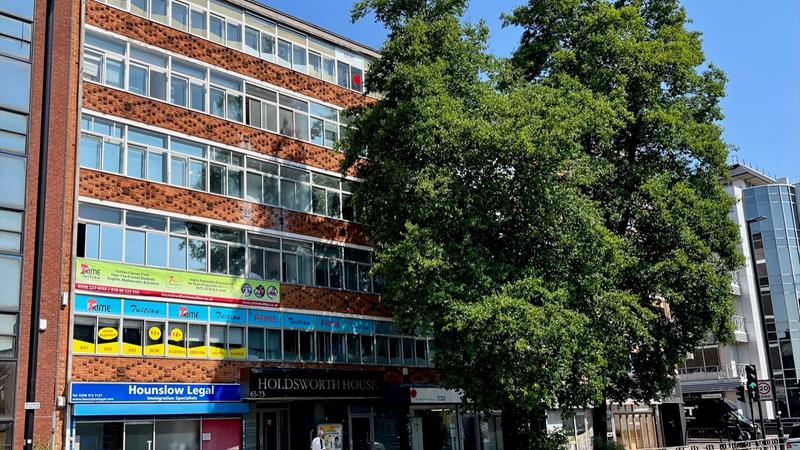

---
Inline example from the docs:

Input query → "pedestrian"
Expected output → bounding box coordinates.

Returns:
[311,431,326,450]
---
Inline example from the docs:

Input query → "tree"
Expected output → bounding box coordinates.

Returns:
[344,0,740,448]
[505,0,741,439]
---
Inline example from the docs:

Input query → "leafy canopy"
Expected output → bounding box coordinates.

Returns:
[342,0,740,414]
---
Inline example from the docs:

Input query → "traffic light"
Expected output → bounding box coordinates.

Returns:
[746,364,758,399]
[736,385,748,403]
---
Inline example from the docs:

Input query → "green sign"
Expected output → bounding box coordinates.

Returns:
[75,258,279,307]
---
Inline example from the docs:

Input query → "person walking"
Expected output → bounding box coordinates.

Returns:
[311,431,326,450]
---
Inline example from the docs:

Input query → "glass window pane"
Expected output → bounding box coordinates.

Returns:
[310,118,324,146]
[0,256,21,308]
[249,248,264,279]
[0,57,30,111]
[351,66,364,92]
[147,152,166,182]
[227,93,243,122]
[129,127,167,148]
[100,225,123,261]
[0,0,34,20]
[126,211,167,230]
[171,76,188,107]
[227,23,241,48]
[247,98,262,128]
[172,2,189,30]
[266,329,281,360]
[415,339,428,366]
[170,236,187,269]
[190,160,206,190]
[190,83,205,111]
[389,337,401,364]
[79,135,101,169]
[295,113,308,141]
[210,88,225,117]
[292,45,307,72]
[347,334,360,363]
[376,336,389,364]
[210,15,225,44]
[191,9,207,36]
[0,130,26,155]
[362,335,375,364]
[323,57,336,83]
[324,122,338,147]
[129,65,148,96]
[82,223,100,259]
[79,203,122,223]
[130,0,147,16]
[188,324,206,358]
[171,156,187,187]
[150,70,167,100]
[300,331,314,361]
[332,333,345,362]
[229,246,246,276]
[283,330,298,360]
[146,232,167,267]
[264,103,277,132]
[327,191,341,218]
[312,187,326,215]
[102,141,122,173]
[244,27,259,56]
[277,39,291,67]
[403,338,415,365]
[187,239,207,271]
[228,169,243,198]
[248,327,265,359]
[261,34,275,58]
[127,146,145,178]
[122,319,143,355]
[152,0,168,23]
[264,176,279,206]
[105,59,124,88]
[210,243,227,273]
[265,251,280,281]
[125,229,146,265]
[337,61,350,89]
[329,261,342,289]
[308,52,321,78]
[279,108,293,136]
[246,172,262,202]
[210,164,225,195]
[0,362,16,417]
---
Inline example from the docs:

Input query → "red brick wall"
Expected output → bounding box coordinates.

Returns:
[281,285,388,317]
[83,83,365,176]
[79,169,370,246]
[16,0,82,447]
[85,0,375,111]
[71,356,437,385]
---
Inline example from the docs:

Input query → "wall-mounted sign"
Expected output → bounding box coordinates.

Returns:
[409,388,463,404]
[74,258,279,306]
[74,295,122,315]
[246,369,385,399]
[70,382,241,403]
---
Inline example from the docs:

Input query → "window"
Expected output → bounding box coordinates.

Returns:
[299,331,314,361]
[415,339,428,366]
[122,319,143,355]
[168,323,187,356]
[0,210,23,254]
[0,362,15,418]
[283,330,298,360]
[248,327,264,359]
[375,335,389,364]
[0,14,32,60]
[187,323,206,357]
[403,338,415,365]
[145,321,165,355]
[361,335,375,364]
[388,337,401,364]
[265,329,281,360]
[96,317,120,354]
[190,9,207,37]
[72,316,96,353]
[331,333,346,362]
[347,334,360,363]
[337,61,350,89]
[209,325,226,358]
[0,56,30,113]
[0,109,28,155]
[277,39,291,67]
[171,1,189,31]
[155,420,200,450]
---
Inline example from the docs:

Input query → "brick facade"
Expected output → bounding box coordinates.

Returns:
[79,169,371,246]
[71,356,437,385]
[85,0,374,110]
[82,82,365,176]
[16,0,82,447]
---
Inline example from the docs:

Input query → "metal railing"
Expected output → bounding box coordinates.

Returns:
[678,363,748,380]
[639,438,785,450]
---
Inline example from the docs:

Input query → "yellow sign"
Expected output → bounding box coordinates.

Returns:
[72,339,95,354]
[145,343,165,356]
[167,344,186,357]
[148,326,162,341]
[228,347,247,359]
[188,345,207,358]
[122,342,142,355]
[98,327,118,340]
[170,327,184,342]
[209,346,226,359]
[97,342,119,354]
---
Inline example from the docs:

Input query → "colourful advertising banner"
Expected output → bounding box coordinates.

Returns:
[75,258,279,306]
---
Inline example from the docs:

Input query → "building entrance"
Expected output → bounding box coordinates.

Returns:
[256,409,290,450]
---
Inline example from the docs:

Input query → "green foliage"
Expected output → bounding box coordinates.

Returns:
[344,0,740,435]
[592,437,626,450]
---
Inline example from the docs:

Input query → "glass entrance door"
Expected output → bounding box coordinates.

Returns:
[350,417,373,450]
[259,409,289,450]
[124,422,154,450]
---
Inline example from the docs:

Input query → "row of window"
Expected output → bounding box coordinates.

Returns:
[93,0,370,93]
[0,2,33,436]
[83,29,353,148]
[73,315,434,366]
[76,202,380,292]
[79,114,358,222]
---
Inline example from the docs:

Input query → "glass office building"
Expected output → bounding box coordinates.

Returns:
[743,181,800,417]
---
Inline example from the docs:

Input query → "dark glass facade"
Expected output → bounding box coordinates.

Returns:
[743,183,800,417]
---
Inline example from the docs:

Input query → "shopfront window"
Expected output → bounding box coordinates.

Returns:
[155,419,200,450]
[75,422,124,450]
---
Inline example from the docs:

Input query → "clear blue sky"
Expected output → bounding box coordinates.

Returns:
[262,0,800,181]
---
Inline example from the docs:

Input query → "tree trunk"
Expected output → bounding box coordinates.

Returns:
[592,398,608,444]
[502,401,523,450]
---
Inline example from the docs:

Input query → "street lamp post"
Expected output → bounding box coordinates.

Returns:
[745,215,784,439]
